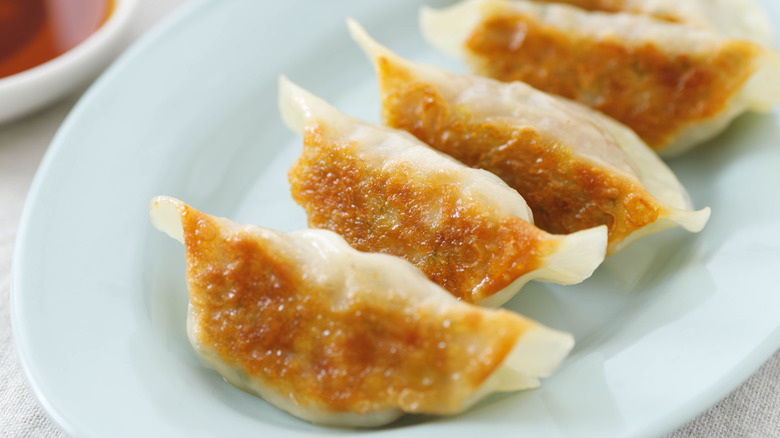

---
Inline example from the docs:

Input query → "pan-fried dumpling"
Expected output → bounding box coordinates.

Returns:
[280,77,607,307]
[420,0,780,155]
[529,0,774,44]
[348,20,709,255]
[149,195,574,427]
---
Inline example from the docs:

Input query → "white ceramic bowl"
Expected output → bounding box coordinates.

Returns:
[0,0,137,125]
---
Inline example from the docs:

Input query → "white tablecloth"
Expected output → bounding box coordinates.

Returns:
[1,1,778,436]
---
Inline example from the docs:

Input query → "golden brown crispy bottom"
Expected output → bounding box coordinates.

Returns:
[464,13,759,150]
[289,124,556,302]
[180,204,532,414]
[378,58,661,254]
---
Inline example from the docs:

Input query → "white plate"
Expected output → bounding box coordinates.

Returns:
[12,1,780,437]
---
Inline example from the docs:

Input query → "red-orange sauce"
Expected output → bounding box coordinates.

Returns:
[180,204,532,414]
[464,14,760,149]
[0,0,113,79]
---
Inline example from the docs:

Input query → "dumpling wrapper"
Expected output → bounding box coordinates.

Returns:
[529,0,774,45]
[348,20,709,255]
[149,195,574,427]
[280,77,607,307]
[420,0,780,155]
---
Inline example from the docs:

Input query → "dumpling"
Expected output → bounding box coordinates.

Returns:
[149,195,574,427]
[420,0,780,155]
[348,20,709,255]
[280,77,607,307]
[528,0,774,44]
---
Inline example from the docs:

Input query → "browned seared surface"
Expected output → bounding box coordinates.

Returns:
[464,13,760,149]
[378,58,661,253]
[179,204,533,415]
[289,125,556,303]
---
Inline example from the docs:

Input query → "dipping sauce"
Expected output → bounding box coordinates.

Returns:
[0,0,113,79]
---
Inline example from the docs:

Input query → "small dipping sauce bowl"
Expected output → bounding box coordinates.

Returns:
[0,0,137,124]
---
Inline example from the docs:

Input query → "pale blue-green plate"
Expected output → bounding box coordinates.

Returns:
[12,0,780,437]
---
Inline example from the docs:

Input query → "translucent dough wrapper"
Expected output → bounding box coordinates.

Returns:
[348,20,709,255]
[149,195,574,427]
[420,0,780,155]
[531,0,774,45]
[280,77,608,307]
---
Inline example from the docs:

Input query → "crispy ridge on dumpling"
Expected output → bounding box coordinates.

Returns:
[348,20,709,255]
[420,0,780,155]
[149,196,575,427]
[280,77,607,307]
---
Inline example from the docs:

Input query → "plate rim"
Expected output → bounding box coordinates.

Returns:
[9,0,210,435]
[10,0,780,436]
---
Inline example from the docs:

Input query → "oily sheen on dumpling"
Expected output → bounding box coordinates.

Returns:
[348,20,709,255]
[420,0,780,155]
[149,196,574,427]
[530,0,773,44]
[280,77,607,307]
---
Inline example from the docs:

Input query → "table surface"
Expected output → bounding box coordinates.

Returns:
[1,1,779,437]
